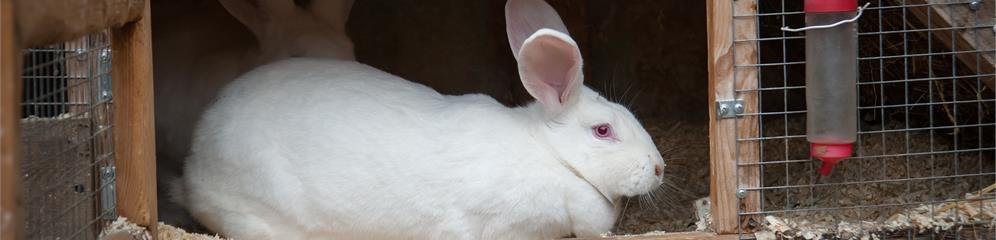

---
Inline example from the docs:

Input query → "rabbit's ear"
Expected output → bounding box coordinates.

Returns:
[309,0,354,32]
[219,0,266,37]
[505,0,569,59]
[506,0,581,116]
[219,0,295,37]
[517,30,583,116]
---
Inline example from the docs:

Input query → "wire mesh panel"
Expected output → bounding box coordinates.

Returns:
[734,0,996,238]
[20,31,116,240]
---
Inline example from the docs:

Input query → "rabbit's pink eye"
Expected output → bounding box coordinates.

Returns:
[593,124,612,138]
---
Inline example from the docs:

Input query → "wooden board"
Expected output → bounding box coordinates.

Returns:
[111,0,157,236]
[19,118,98,239]
[905,0,996,90]
[577,232,743,240]
[15,0,143,48]
[707,0,761,234]
[1,0,22,238]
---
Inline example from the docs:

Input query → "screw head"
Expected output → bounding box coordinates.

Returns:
[99,49,111,62]
[736,189,747,198]
[719,105,730,115]
[102,166,115,176]
[734,103,745,114]
[74,48,86,60]
[969,1,982,11]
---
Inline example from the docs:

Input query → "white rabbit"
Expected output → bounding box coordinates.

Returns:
[179,0,665,239]
[154,0,355,228]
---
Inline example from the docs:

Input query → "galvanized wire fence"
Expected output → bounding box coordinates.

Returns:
[20,31,117,240]
[734,0,996,238]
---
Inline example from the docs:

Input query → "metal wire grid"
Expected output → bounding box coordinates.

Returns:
[20,31,117,240]
[732,0,996,238]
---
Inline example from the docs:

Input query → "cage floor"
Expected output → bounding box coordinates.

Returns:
[101,217,227,240]
[612,116,996,238]
[613,118,711,234]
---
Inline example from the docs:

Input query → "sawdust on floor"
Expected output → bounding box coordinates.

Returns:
[101,217,227,240]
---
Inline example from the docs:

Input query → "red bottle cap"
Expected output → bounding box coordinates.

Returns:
[810,143,853,176]
[805,0,858,13]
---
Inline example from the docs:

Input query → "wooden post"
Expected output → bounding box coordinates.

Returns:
[707,0,761,234]
[111,0,157,236]
[0,0,22,238]
[905,0,995,90]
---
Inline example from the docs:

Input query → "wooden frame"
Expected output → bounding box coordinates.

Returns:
[1,0,156,238]
[111,0,158,236]
[21,0,989,239]
[1,0,24,239]
[15,0,144,48]
[4,0,767,237]
[707,0,761,235]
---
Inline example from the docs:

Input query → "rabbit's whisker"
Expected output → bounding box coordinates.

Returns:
[614,197,633,229]
[620,80,636,105]
[626,89,645,109]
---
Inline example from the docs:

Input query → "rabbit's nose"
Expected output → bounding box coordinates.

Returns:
[654,164,663,177]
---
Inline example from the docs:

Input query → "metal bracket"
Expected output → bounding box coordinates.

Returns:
[716,99,745,119]
[97,48,113,101]
[100,166,117,219]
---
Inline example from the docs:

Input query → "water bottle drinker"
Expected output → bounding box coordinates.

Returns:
[788,0,862,176]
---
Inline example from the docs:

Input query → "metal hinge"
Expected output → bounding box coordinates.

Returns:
[100,166,117,219]
[716,99,745,119]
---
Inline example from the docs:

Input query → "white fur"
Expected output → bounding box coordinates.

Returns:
[155,0,356,228]
[180,0,664,239]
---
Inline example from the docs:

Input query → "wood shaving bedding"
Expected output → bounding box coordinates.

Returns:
[100,217,228,240]
[760,183,996,239]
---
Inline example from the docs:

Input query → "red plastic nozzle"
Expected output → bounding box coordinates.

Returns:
[810,143,853,176]
[819,161,837,176]
[805,0,858,13]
